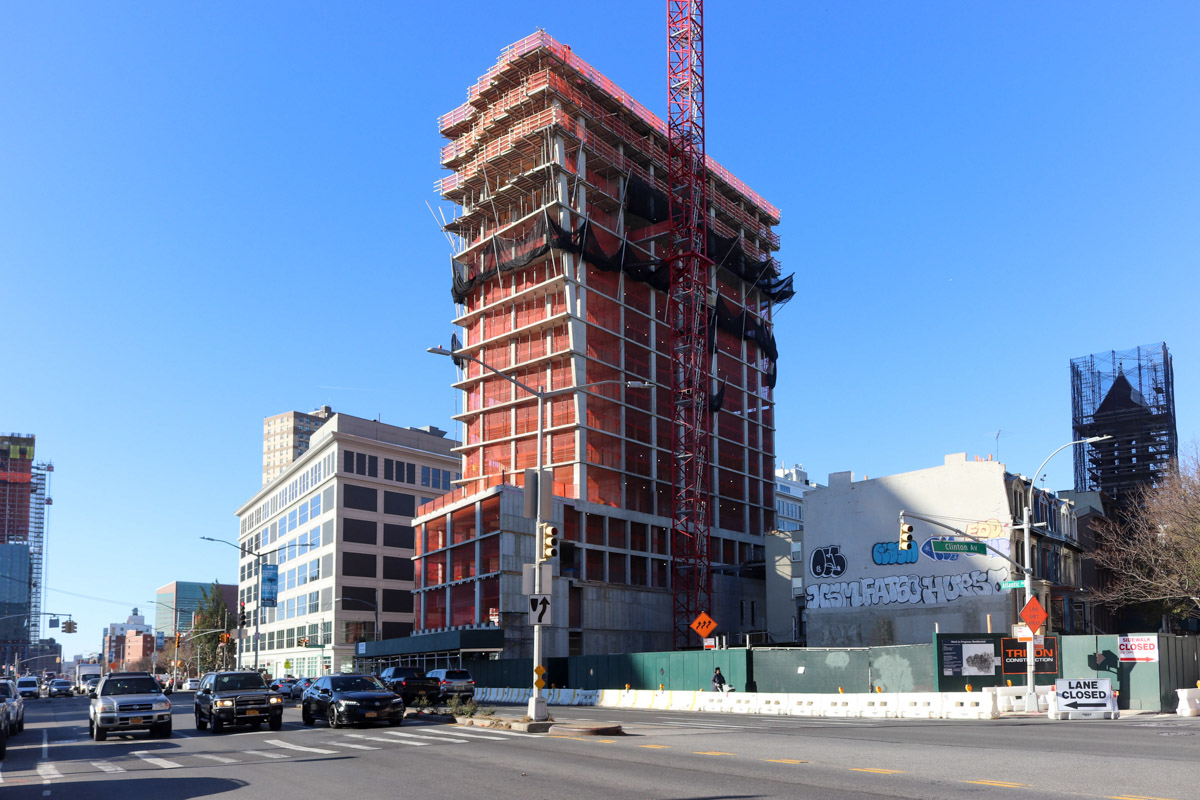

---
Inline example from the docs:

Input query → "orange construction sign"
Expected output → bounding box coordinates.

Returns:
[690,612,717,638]
[1020,597,1048,635]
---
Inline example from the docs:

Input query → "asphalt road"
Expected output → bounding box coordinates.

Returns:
[2,693,1197,800]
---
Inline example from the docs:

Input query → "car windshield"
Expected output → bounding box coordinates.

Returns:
[52,680,70,687]
[100,677,161,695]
[216,674,268,691]
[331,676,385,692]
[0,684,12,698]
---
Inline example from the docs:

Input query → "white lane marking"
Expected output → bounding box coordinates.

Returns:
[91,761,126,773]
[325,741,379,750]
[345,734,406,744]
[243,750,288,759]
[648,720,758,729]
[38,763,62,783]
[263,739,336,754]
[42,729,49,759]
[461,727,541,738]
[194,754,239,763]
[437,728,509,740]
[130,751,183,769]
[384,730,469,743]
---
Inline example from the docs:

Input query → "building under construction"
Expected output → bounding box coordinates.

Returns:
[409,32,789,659]
[1070,343,1177,511]
[1,434,53,670]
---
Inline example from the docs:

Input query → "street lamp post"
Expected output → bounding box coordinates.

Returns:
[202,536,312,673]
[429,343,649,721]
[333,595,379,644]
[1018,435,1111,712]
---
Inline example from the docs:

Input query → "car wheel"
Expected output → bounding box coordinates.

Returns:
[153,720,172,738]
[0,728,7,758]
[388,716,402,727]
[18,715,25,733]
[301,703,314,726]
[329,706,343,729]
[212,716,224,734]
[93,723,107,742]
[195,709,208,730]
[268,715,282,731]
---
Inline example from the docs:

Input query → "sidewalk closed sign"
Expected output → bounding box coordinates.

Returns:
[1118,635,1159,662]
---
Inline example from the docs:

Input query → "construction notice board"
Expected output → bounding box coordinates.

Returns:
[1001,635,1059,674]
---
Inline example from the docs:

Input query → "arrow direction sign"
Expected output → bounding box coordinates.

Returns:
[528,594,551,626]
[1064,701,1108,709]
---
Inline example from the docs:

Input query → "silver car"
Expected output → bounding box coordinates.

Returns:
[0,679,23,735]
[89,671,173,741]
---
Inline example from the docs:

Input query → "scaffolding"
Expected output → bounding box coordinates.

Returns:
[1,434,52,666]
[1070,343,1177,510]
[422,32,787,645]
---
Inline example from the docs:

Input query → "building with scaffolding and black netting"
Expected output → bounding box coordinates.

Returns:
[1070,343,1177,513]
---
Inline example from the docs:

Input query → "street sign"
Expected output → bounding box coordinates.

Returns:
[690,612,717,638]
[521,563,553,595]
[703,637,716,650]
[528,594,551,625]
[1020,597,1048,635]
[1054,678,1113,710]
[1118,634,1159,663]
[930,540,987,555]
[534,665,546,676]
[261,564,279,608]
[533,664,546,689]
[1000,579,1029,590]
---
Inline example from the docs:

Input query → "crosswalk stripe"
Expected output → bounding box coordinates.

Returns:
[459,727,540,738]
[427,728,507,740]
[243,750,288,759]
[37,763,62,783]
[263,739,337,754]
[91,761,127,773]
[384,730,469,744]
[346,733,407,744]
[326,741,380,750]
[131,751,183,769]
[194,754,240,764]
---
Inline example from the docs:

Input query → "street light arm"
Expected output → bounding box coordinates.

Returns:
[428,345,542,397]
[1024,435,1113,519]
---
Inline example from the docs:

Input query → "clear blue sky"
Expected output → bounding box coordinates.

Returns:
[3,2,1196,654]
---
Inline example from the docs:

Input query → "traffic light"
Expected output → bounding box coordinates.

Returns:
[538,523,558,562]
[239,601,247,627]
[899,523,915,551]
[175,632,182,647]
[62,620,77,633]
[218,633,229,644]
[299,636,309,647]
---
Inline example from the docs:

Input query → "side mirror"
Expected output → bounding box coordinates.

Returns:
[163,687,173,695]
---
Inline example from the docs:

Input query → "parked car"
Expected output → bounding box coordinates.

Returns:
[289,677,315,700]
[184,678,201,691]
[301,674,404,728]
[48,679,74,698]
[89,671,173,741]
[16,676,40,699]
[84,677,101,698]
[0,693,8,757]
[378,666,440,705]
[269,677,297,694]
[0,678,25,735]
[426,668,475,702]
[194,671,284,733]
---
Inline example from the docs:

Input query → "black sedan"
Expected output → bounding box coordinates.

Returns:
[301,674,404,728]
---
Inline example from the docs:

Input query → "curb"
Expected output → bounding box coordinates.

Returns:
[547,723,623,736]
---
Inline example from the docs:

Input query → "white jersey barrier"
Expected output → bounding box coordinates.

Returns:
[1175,688,1200,717]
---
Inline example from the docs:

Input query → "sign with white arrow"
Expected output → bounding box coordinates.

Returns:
[528,594,551,626]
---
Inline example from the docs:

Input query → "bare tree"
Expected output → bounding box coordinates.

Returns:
[1089,444,1200,622]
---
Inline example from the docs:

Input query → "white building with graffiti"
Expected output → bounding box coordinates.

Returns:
[773,453,1082,648]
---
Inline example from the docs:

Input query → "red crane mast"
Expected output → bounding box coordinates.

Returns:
[666,0,712,648]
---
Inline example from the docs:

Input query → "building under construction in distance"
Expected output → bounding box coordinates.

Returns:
[410,31,790,659]
[1070,343,1177,511]
[1,434,53,670]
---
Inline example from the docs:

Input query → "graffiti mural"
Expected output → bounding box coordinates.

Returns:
[872,540,919,566]
[804,568,1007,610]
[809,545,847,578]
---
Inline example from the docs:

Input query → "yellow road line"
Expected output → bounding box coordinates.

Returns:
[1109,796,1177,800]
[966,780,1030,788]
[764,759,808,764]
[640,744,670,749]
[851,768,905,774]
[694,751,735,756]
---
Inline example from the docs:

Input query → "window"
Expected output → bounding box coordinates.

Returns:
[407,463,416,484]
[343,518,377,545]
[385,459,394,481]
[383,556,414,581]
[288,509,298,531]
[443,470,451,489]
[432,469,441,489]
[342,552,377,578]
[382,589,413,613]
[309,591,319,614]
[344,450,354,473]
[384,491,415,517]
[383,524,415,549]
[421,466,431,487]
[309,558,320,581]
[368,455,378,478]
[344,484,377,512]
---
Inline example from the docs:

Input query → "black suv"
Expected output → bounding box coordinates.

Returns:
[378,667,439,705]
[194,671,284,733]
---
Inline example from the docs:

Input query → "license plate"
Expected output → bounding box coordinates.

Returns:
[130,717,143,725]
[364,711,376,718]
[246,709,259,716]
[418,690,426,695]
